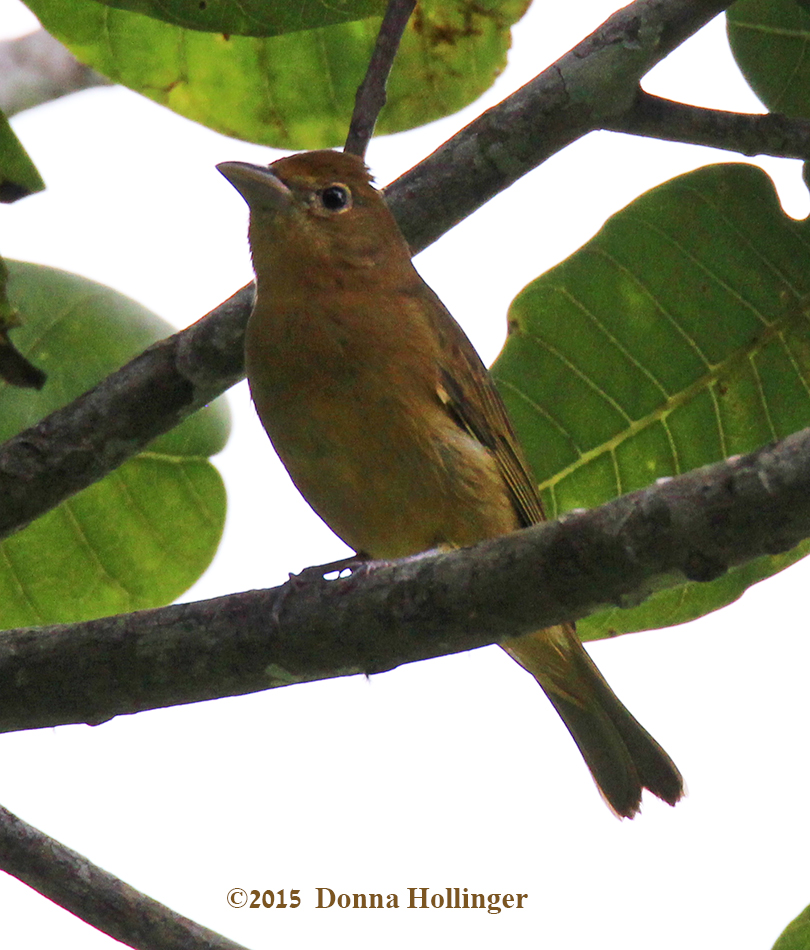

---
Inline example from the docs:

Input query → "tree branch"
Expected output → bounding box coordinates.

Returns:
[2,423,809,735]
[606,89,810,159]
[0,0,733,543]
[385,0,732,252]
[0,804,249,950]
[344,0,416,158]
[0,29,110,118]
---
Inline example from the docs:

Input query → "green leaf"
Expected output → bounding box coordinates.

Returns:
[0,256,47,389]
[89,0,385,37]
[23,0,528,148]
[0,260,230,628]
[772,904,810,950]
[0,256,16,325]
[727,0,810,116]
[491,163,810,640]
[0,111,45,203]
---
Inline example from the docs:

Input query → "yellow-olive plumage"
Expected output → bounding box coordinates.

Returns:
[218,149,683,817]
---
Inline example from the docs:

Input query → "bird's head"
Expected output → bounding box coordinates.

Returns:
[217,150,411,286]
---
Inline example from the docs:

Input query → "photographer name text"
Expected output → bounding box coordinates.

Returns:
[227,887,528,915]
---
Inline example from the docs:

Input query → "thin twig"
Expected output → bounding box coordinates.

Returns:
[606,89,810,159]
[2,423,810,734]
[344,0,416,157]
[0,804,249,950]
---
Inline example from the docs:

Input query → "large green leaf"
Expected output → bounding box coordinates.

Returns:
[772,904,810,950]
[0,260,230,628]
[89,0,384,37]
[0,111,44,203]
[23,0,528,148]
[491,163,810,640]
[727,0,810,117]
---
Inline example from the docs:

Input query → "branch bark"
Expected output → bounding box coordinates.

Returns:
[2,423,809,735]
[0,29,110,117]
[386,0,732,252]
[607,89,810,159]
[0,804,249,950]
[0,0,734,543]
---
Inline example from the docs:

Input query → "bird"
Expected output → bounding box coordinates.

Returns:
[217,148,684,817]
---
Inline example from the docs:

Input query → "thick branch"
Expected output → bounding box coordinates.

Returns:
[606,90,810,159]
[0,804,248,950]
[0,29,110,117]
[2,424,809,735]
[344,0,416,158]
[0,0,733,542]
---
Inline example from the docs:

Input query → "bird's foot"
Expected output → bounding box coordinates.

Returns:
[271,548,442,628]
[271,553,373,629]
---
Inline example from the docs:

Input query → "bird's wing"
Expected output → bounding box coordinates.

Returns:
[418,281,546,528]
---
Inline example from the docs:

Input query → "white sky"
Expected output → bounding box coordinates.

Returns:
[2,1,810,948]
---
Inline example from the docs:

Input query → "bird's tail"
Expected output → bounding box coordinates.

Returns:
[502,624,683,818]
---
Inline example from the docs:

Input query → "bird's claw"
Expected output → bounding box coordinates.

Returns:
[270,553,377,629]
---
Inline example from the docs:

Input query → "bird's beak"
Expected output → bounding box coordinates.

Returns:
[216,161,293,212]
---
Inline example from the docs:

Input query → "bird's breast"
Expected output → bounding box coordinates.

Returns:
[245,290,518,557]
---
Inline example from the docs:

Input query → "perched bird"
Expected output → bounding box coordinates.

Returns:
[218,149,683,817]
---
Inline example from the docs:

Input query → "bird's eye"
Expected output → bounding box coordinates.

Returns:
[319,184,352,212]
